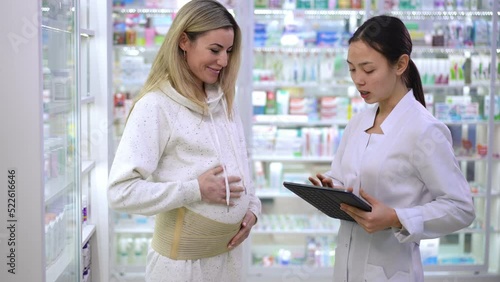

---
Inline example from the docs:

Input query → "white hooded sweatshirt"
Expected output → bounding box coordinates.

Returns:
[108,82,261,282]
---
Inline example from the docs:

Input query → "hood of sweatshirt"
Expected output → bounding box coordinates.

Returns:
[159,80,244,207]
[159,81,223,115]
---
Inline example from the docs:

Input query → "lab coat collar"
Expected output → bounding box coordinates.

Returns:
[362,89,415,133]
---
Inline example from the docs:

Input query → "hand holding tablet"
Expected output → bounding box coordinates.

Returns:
[282,181,372,222]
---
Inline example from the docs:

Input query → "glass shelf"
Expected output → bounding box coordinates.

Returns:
[82,224,96,246]
[44,101,72,115]
[254,46,348,53]
[388,10,500,19]
[81,160,95,176]
[114,225,154,234]
[255,8,366,17]
[113,7,235,15]
[253,81,354,89]
[253,155,333,162]
[112,7,177,14]
[46,245,73,282]
[254,46,498,54]
[253,229,339,235]
[253,114,349,125]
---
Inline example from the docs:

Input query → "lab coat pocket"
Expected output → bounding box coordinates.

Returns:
[365,264,410,282]
[365,231,412,281]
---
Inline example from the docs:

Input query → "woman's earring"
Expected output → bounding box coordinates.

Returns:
[183,50,186,59]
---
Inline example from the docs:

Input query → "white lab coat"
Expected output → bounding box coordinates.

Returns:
[326,90,476,282]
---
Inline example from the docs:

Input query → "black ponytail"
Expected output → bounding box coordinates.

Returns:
[407,59,426,107]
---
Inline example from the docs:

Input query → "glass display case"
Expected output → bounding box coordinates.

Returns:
[42,2,81,280]
[0,1,109,281]
[0,1,81,281]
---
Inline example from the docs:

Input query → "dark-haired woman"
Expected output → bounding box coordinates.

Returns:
[309,15,475,281]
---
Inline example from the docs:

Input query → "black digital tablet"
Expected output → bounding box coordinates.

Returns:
[282,181,372,222]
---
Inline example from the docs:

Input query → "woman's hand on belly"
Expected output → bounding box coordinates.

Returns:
[198,165,245,206]
[227,210,257,249]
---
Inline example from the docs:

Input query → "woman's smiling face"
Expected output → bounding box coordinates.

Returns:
[181,28,234,87]
[347,40,399,105]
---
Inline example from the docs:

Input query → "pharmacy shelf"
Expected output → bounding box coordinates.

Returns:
[254,46,348,53]
[44,101,71,115]
[81,95,95,105]
[82,224,96,246]
[443,120,500,126]
[253,81,354,90]
[113,45,159,52]
[253,115,349,126]
[112,6,235,15]
[248,265,334,278]
[46,243,73,282]
[81,160,95,176]
[253,81,498,92]
[388,10,500,19]
[45,174,74,205]
[252,155,333,163]
[456,155,499,162]
[112,7,176,14]
[254,8,366,17]
[257,190,297,199]
[412,46,494,53]
[253,229,338,235]
[255,46,497,54]
[114,225,154,234]
[80,28,95,37]
[471,191,500,197]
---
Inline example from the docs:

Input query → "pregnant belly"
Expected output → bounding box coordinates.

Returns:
[186,196,250,224]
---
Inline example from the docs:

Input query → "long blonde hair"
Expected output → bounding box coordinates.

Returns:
[131,0,241,118]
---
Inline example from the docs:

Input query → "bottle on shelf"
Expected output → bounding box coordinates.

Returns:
[144,17,155,47]
[82,195,88,226]
[136,22,145,46]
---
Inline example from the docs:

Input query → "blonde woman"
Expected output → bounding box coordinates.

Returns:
[107,1,261,281]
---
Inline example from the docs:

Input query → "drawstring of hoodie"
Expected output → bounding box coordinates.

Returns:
[208,110,231,212]
[220,99,247,195]
[207,97,248,212]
